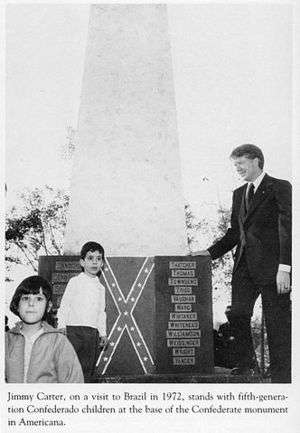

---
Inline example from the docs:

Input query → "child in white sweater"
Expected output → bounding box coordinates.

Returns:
[57,241,107,382]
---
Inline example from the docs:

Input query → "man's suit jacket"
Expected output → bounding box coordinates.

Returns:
[208,174,291,286]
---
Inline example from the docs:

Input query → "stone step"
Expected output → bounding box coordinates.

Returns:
[93,368,265,383]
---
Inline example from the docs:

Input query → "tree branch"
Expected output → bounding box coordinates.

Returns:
[15,243,38,272]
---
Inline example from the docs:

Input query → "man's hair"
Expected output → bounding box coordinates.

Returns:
[230,144,264,169]
[80,241,105,260]
[10,275,53,322]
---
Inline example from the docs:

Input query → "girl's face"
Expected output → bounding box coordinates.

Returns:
[18,288,47,325]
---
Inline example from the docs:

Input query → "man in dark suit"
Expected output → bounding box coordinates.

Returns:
[193,144,291,383]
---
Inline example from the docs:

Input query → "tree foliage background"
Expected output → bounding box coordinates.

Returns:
[185,203,233,305]
[5,186,69,279]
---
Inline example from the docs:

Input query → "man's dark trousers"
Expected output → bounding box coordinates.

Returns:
[231,256,291,382]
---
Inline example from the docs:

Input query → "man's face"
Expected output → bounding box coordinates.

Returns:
[80,250,103,277]
[233,156,261,182]
[225,310,232,322]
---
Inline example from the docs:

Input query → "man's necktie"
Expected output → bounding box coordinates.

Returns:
[247,183,255,211]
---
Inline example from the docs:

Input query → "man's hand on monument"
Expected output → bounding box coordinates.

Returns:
[191,250,210,256]
[276,270,291,294]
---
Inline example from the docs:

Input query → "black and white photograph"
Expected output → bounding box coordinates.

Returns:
[2,1,300,432]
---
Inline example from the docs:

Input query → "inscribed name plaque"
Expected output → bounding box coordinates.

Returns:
[39,255,213,377]
[155,256,213,374]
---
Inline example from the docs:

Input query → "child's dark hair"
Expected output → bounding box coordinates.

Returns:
[80,241,105,260]
[10,276,54,324]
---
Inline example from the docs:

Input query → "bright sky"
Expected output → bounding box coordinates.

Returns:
[6,3,292,220]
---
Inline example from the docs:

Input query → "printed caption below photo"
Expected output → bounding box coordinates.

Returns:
[6,390,289,427]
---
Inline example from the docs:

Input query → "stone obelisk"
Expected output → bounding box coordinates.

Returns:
[64,4,187,256]
[42,4,213,377]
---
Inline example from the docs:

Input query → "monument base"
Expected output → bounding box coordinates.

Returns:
[39,255,214,378]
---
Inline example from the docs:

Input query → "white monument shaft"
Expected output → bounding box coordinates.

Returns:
[64,4,187,256]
